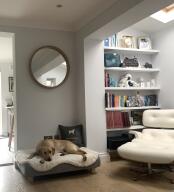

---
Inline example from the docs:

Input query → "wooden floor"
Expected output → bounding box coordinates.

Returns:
[0,160,174,192]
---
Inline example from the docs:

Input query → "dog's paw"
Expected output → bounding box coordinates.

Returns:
[83,156,87,161]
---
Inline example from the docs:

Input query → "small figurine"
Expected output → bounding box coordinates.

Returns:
[138,77,145,87]
[118,73,138,87]
[144,62,152,68]
[136,91,144,107]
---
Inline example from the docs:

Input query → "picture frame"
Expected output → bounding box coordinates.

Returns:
[8,76,14,92]
[121,35,134,48]
[138,36,152,49]
[111,34,117,47]
[104,34,117,47]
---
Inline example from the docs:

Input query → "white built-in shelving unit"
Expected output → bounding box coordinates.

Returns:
[105,67,160,72]
[104,46,160,131]
[105,106,160,111]
[105,87,160,91]
[107,125,144,132]
[104,47,160,54]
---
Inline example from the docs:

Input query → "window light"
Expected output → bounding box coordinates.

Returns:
[151,4,174,23]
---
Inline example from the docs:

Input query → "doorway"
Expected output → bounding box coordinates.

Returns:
[0,32,15,166]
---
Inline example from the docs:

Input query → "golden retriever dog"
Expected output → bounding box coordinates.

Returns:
[28,139,87,162]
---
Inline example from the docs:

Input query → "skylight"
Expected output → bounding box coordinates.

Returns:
[151,4,174,23]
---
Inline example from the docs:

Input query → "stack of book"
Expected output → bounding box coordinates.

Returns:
[105,72,117,87]
[105,93,158,108]
[105,72,110,87]
[106,111,130,129]
[105,93,127,108]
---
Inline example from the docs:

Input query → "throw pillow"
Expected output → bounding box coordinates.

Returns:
[58,124,85,147]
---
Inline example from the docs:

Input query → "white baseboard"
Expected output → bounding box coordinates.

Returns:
[99,152,110,163]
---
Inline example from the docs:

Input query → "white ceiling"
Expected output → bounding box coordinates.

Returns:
[132,16,174,34]
[0,0,118,31]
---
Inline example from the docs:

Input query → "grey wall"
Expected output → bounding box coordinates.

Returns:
[0,26,77,150]
[152,25,174,109]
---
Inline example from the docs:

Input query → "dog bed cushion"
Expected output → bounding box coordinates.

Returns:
[15,147,99,172]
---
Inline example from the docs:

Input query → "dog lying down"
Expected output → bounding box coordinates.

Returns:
[28,139,87,163]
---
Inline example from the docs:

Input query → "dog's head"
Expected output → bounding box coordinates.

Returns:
[38,146,55,161]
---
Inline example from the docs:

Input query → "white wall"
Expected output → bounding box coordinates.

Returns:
[0,26,77,150]
[152,25,174,108]
[77,0,172,152]
[84,39,106,152]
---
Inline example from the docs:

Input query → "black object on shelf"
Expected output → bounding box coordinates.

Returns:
[107,133,131,150]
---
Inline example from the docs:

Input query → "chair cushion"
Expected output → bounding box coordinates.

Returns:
[118,129,174,164]
[143,109,174,128]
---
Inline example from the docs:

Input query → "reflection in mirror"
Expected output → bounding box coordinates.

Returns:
[30,46,69,88]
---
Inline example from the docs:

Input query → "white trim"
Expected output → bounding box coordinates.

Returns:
[105,87,160,91]
[104,47,159,54]
[106,125,144,131]
[104,67,160,72]
[105,106,160,111]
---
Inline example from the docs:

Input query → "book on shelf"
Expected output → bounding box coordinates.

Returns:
[105,93,158,108]
[106,111,130,129]
[104,72,117,87]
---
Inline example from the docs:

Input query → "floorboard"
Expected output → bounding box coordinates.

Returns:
[0,160,174,192]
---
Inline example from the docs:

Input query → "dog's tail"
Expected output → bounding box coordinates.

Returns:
[27,152,38,159]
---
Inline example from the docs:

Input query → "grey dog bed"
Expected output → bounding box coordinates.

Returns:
[15,148,100,181]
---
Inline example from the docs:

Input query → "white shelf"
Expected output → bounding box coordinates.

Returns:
[104,67,160,72]
[107,125,144,131]
[105,87,160,91]
[105,106,160,111]
[104,47,160,54]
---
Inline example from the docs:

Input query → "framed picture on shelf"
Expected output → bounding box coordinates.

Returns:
[104,34,117,47]
[121,36,134,48]
[111,34,117,47]
[8,76,14,92]
[104,38,109,47]
[138,37,152,49]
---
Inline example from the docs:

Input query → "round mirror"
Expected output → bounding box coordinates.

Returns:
[29,46,69,88]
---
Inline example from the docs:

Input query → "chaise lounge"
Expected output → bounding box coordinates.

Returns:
[118,109,174,182]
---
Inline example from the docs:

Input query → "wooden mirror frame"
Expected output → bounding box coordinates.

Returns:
[29,45,70,89]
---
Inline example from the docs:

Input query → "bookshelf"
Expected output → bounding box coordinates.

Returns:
[104,45,160,132]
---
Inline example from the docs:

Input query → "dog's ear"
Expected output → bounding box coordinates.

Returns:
[52,147,55,155]
[37,148,42,155]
